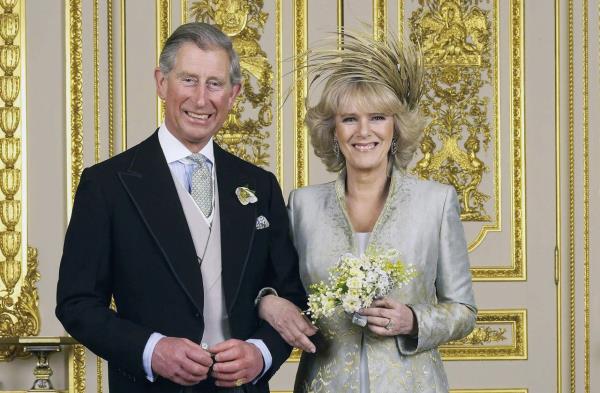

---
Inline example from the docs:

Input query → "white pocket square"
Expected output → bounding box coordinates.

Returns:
[255,215,270,230]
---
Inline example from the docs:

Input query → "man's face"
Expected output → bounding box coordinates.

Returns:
[155,42,241,152]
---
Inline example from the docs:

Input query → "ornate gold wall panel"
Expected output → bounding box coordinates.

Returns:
[0,0,40,362]
[400,0,526,281]
[440,309,527,360]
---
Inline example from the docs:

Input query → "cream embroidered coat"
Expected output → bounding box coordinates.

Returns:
[288,169,477,393]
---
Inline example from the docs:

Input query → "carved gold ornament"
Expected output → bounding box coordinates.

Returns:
[191,0,272,167]
[440,309,527,360]
[410,0,494,222]
[0,0,40,362]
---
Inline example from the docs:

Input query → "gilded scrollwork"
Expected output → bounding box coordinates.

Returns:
[0,0,40,361]
[191,0,272,167]
[443,325,505,346]
[410,0,494,222]
[440,309,526,360]
[0,247,40,360]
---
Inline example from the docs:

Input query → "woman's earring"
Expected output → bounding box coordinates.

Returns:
[390,137,398,155]
[333,136,340,159]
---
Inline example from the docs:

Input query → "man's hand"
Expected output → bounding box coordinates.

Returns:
[209,339,263,388]
[258,295,317,353]
[151,337,213,386]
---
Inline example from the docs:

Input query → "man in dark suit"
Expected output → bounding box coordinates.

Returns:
[56,22,306,393]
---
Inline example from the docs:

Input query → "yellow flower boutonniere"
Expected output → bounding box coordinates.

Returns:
[235,186,258,206]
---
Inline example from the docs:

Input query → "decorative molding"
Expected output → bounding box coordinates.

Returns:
[568,0,575,391]
[582,1,590,392]
[69,344,86,393]
[155,0,170,125]
[397,0,403,41]
[119,0,126,151]
[65,0,83,217]
[0,248,41,361]
[93,0,99,163]
[107,0,115,157]
[373,0,386,41]
[469,0,524,281]
[181,0,188,24]
[275,0,282,185]
[440,309,527,360]
[337,0,344,48]
[65,1,85,390]
[293,0,307,188]
[553,0,562,390]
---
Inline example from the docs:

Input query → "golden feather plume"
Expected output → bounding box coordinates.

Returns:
[298,29,424,111]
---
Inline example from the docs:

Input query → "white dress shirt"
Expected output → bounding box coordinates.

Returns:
[142,124,272,382]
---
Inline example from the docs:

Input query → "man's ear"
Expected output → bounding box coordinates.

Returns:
[154,67,167,99]
[227,83,242,108]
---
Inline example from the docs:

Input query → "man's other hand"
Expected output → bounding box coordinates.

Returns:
[151,337,213,386]
[209,339,263,387]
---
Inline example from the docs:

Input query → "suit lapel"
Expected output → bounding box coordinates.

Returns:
[118,132,204,314]
[214,144,257,313]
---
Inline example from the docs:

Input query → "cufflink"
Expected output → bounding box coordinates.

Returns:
[255,215,270,230]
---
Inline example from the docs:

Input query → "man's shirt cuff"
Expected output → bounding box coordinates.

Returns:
[246,338,272,383]
[143,332,165,382]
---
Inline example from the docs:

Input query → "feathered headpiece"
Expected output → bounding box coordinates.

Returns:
[299,29,424,111]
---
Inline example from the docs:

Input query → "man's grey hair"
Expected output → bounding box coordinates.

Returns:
[159,22,242,85]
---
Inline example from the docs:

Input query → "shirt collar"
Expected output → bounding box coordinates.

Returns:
[158,123,215,165]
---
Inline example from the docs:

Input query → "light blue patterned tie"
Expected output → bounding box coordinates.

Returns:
[189,153,213,217]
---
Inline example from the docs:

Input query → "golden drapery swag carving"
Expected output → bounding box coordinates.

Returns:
[191,0,272,167]
[410,0,493,221]
[0,0,40,361]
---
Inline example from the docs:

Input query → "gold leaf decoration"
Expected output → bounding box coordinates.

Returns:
[0,247,41,361]
[443,326,506,346]
[410,0,493,221]
[191,0,272,167]
[0,0,40,363]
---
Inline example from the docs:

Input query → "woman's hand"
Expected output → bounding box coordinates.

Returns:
[359,298,418,337]
[258,295,318,353]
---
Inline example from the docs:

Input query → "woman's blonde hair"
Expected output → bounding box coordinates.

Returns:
[302,30,425,172]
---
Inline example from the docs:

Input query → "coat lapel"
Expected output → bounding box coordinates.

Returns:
[214,144,257,313]
[118,131,204,314]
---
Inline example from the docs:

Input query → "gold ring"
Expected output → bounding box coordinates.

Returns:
[235,378,245,387]
[384,318,393,330]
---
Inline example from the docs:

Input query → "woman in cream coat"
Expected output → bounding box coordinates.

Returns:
[259,32,477,393]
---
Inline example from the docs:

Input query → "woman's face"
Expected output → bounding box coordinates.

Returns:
[334,102,394,175]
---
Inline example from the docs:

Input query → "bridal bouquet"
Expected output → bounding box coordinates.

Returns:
[306,248,417,325]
